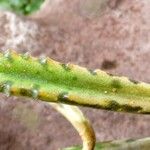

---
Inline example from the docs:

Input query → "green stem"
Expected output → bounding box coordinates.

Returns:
[0,50,150,114]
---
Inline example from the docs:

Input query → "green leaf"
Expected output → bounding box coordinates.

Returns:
[0,51,150,114]
[0,0,45,15]
[63,138,150,150]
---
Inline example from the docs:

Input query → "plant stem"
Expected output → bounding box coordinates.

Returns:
[50,103,95,150]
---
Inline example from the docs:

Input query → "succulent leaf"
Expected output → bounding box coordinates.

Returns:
[0,51,150,114]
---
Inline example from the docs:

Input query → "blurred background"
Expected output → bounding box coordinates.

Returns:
[0,0,150,149]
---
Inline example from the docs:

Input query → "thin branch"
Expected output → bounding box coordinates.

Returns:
[50,103,95,150]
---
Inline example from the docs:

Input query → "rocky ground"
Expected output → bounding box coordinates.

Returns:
[0,0,150,149]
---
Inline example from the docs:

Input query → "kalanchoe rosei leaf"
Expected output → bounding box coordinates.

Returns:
[0,0,45,15]
[0,50,150,114]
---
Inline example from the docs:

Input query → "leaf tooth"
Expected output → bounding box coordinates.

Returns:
[88,69,97,75]
[3,49,12,60]
[31,89,39,99]
[58,92,69,101]
[3,82,11,97]
[61,63,71,71]
[93,69,109,76]
[38,55,47,65]
[21,52,30,60]
[63,93,69,99]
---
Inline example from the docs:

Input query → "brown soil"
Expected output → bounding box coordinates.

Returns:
[0,0,150,149]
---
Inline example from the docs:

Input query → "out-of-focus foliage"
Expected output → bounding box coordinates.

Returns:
[0,0,45,15]
[63,138,150,150]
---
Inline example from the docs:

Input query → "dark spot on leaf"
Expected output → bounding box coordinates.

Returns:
[20,88,32,97]
[129,78,139,84]
[121,104,142,112]
[140,111,150,114]
[107,73,114,76]
[111,79,122,89]
[61,63,71,71]
[105,100,120,111]
[125,139,136,143]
